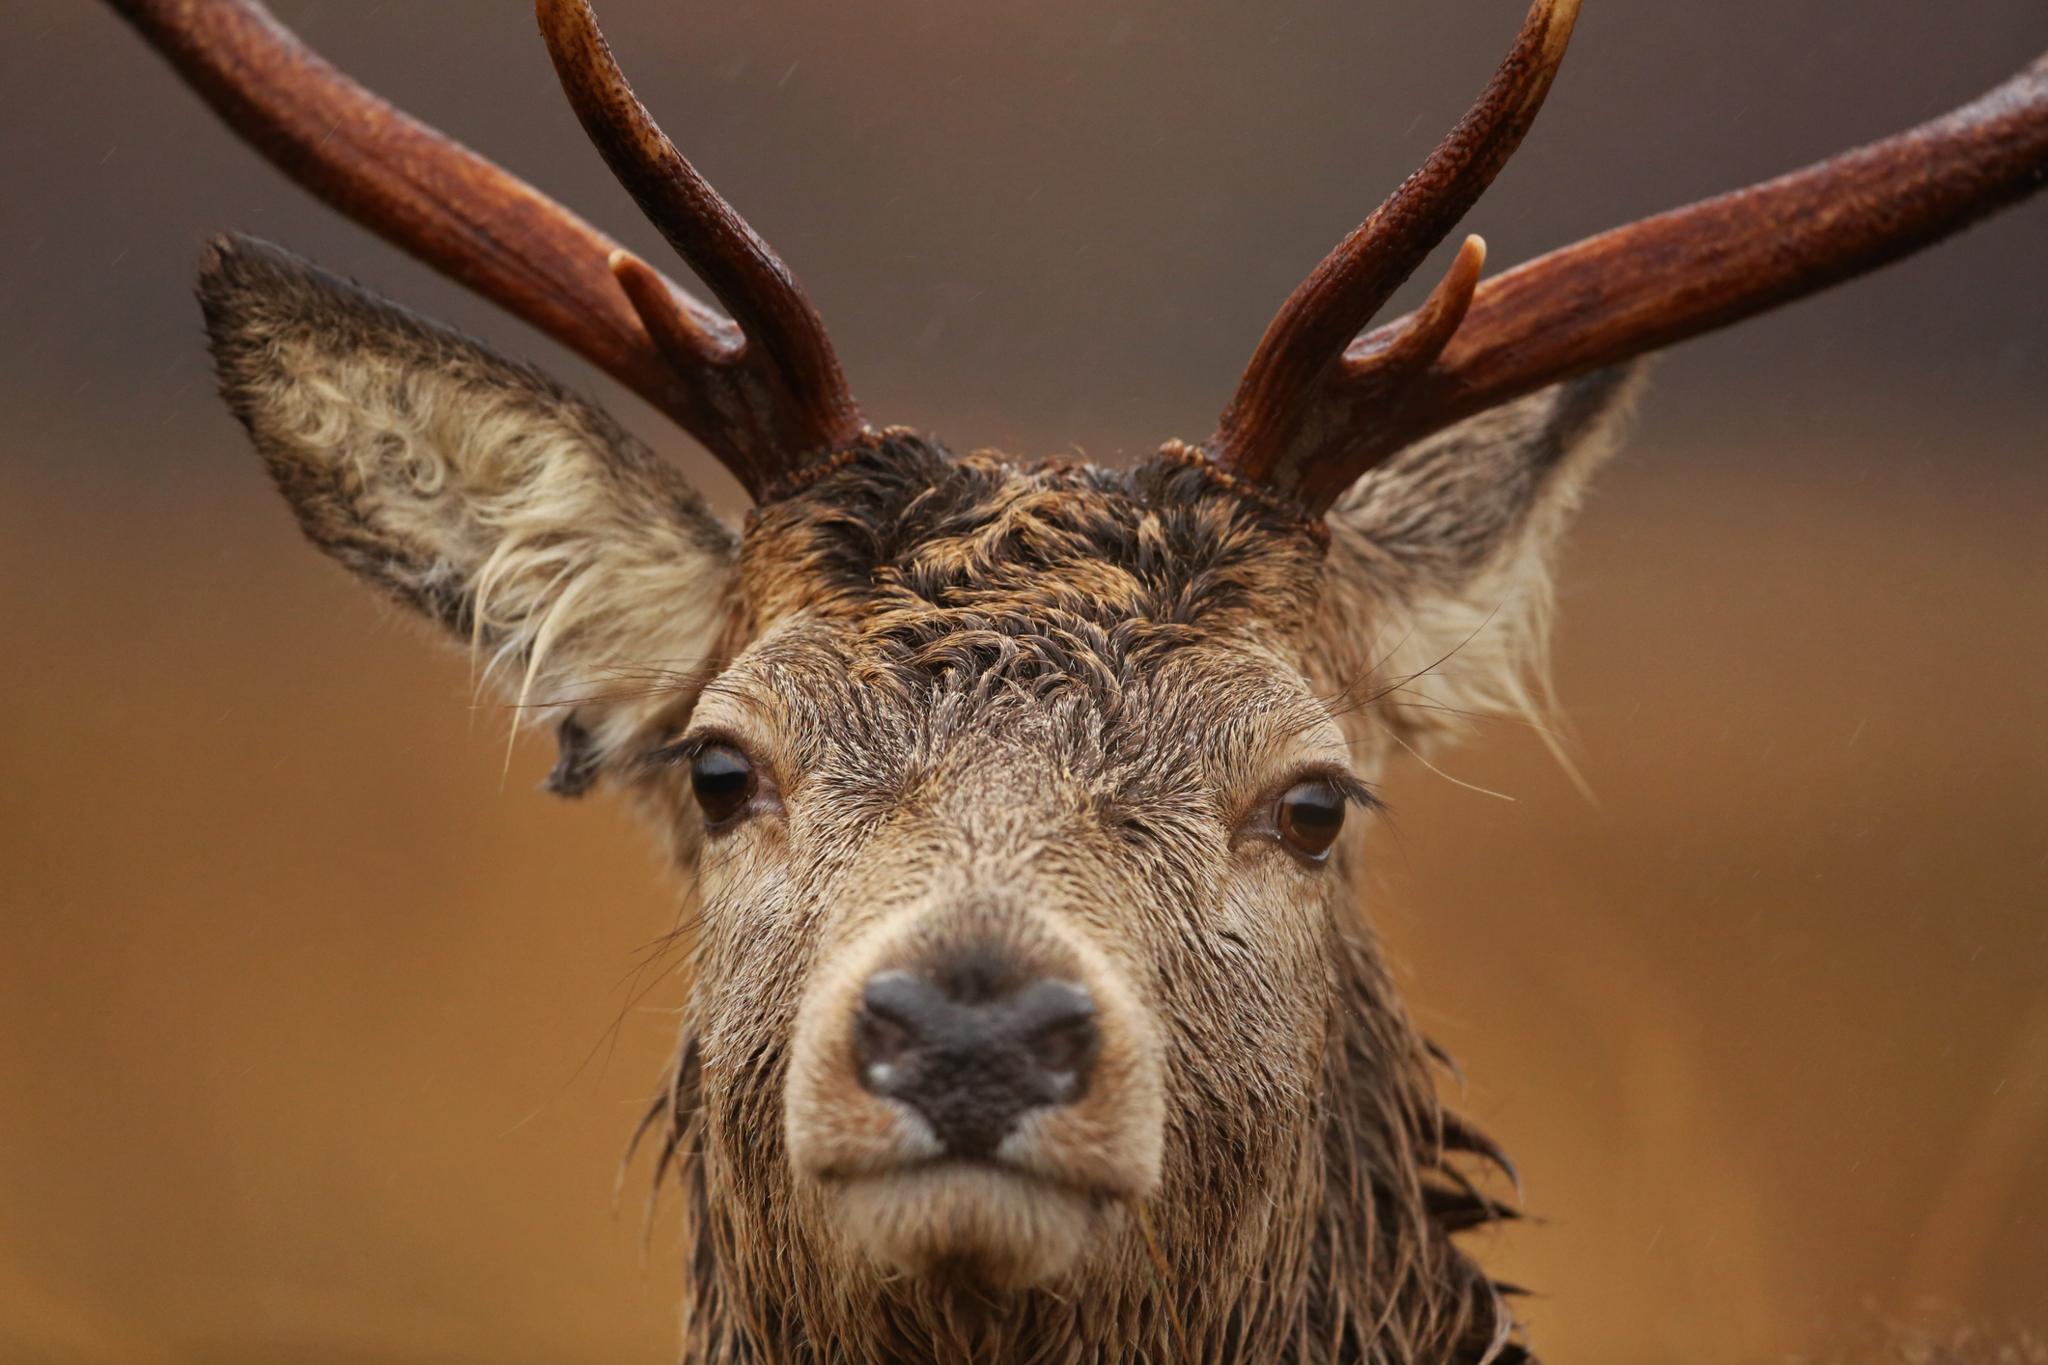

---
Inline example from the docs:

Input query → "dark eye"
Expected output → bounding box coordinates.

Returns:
[689,742,757,828]
[1276,777,1347,860]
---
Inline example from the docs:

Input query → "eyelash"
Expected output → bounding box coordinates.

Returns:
[1247,769,1380,822]
[647,729,748,773]
[647,735,707,768]
[1322,772,1383,816]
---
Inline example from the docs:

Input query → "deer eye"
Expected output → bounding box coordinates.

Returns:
[1276,777,1347,860]
[689,743,757,829]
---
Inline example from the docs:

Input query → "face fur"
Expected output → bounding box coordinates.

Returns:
[661,445,1355,1296]
[629,443,1536,1361]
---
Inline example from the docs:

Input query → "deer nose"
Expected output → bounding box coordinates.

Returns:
[853,966,1099,1158]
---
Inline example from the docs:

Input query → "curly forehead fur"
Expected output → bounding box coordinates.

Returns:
[742,431,1327,676]
[714,433,1342,812]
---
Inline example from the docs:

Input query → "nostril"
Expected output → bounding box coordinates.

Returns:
[853,970,938,1095]
[1011,981,1099,1102]
[854,1005,914,1091]
[1031,1017,1093,1075]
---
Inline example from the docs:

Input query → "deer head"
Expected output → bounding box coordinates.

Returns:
[111,0,2047,1360]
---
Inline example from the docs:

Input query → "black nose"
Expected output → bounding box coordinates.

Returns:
[853,960,1099,1158]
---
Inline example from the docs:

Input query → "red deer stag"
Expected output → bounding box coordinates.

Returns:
[106,0,2047,1360]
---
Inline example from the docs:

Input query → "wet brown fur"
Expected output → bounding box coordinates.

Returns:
[657,437,1538,1363]
[196,236,1650,1364]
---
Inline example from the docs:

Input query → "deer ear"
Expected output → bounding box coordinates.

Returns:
[198,234,740,795]
[1319,365,1645,751]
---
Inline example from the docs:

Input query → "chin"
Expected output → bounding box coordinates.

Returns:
[828,1160,1117,1290]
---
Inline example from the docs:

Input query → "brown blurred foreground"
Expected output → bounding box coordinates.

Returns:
[2,421,2043,1363]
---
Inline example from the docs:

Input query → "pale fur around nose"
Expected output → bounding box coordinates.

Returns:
[783,879,1165,1288]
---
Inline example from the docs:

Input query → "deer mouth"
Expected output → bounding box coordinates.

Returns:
[814,1138,1139,1205]
[822,1152,1118,1289]
[794,1081,1160,1289]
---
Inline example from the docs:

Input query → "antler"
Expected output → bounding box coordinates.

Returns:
[1210,0,1581,510]
[1209,2,2048,517]
[106,0,864,501]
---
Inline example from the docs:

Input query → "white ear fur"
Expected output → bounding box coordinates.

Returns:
[1318,366,1646,759]
[200,234,740,791]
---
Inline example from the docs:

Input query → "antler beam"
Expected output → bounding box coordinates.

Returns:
[1209,1,2048,517]
[106,0,864,501]
[1345,55,2048,478]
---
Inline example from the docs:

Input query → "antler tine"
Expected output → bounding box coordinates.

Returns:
[1340,53,2048,471]
[108,0,864,503]
[1209,0,1581,509]
[536,0,863,490]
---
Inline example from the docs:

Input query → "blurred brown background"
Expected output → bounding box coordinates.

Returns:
[3,0,2044,1360]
